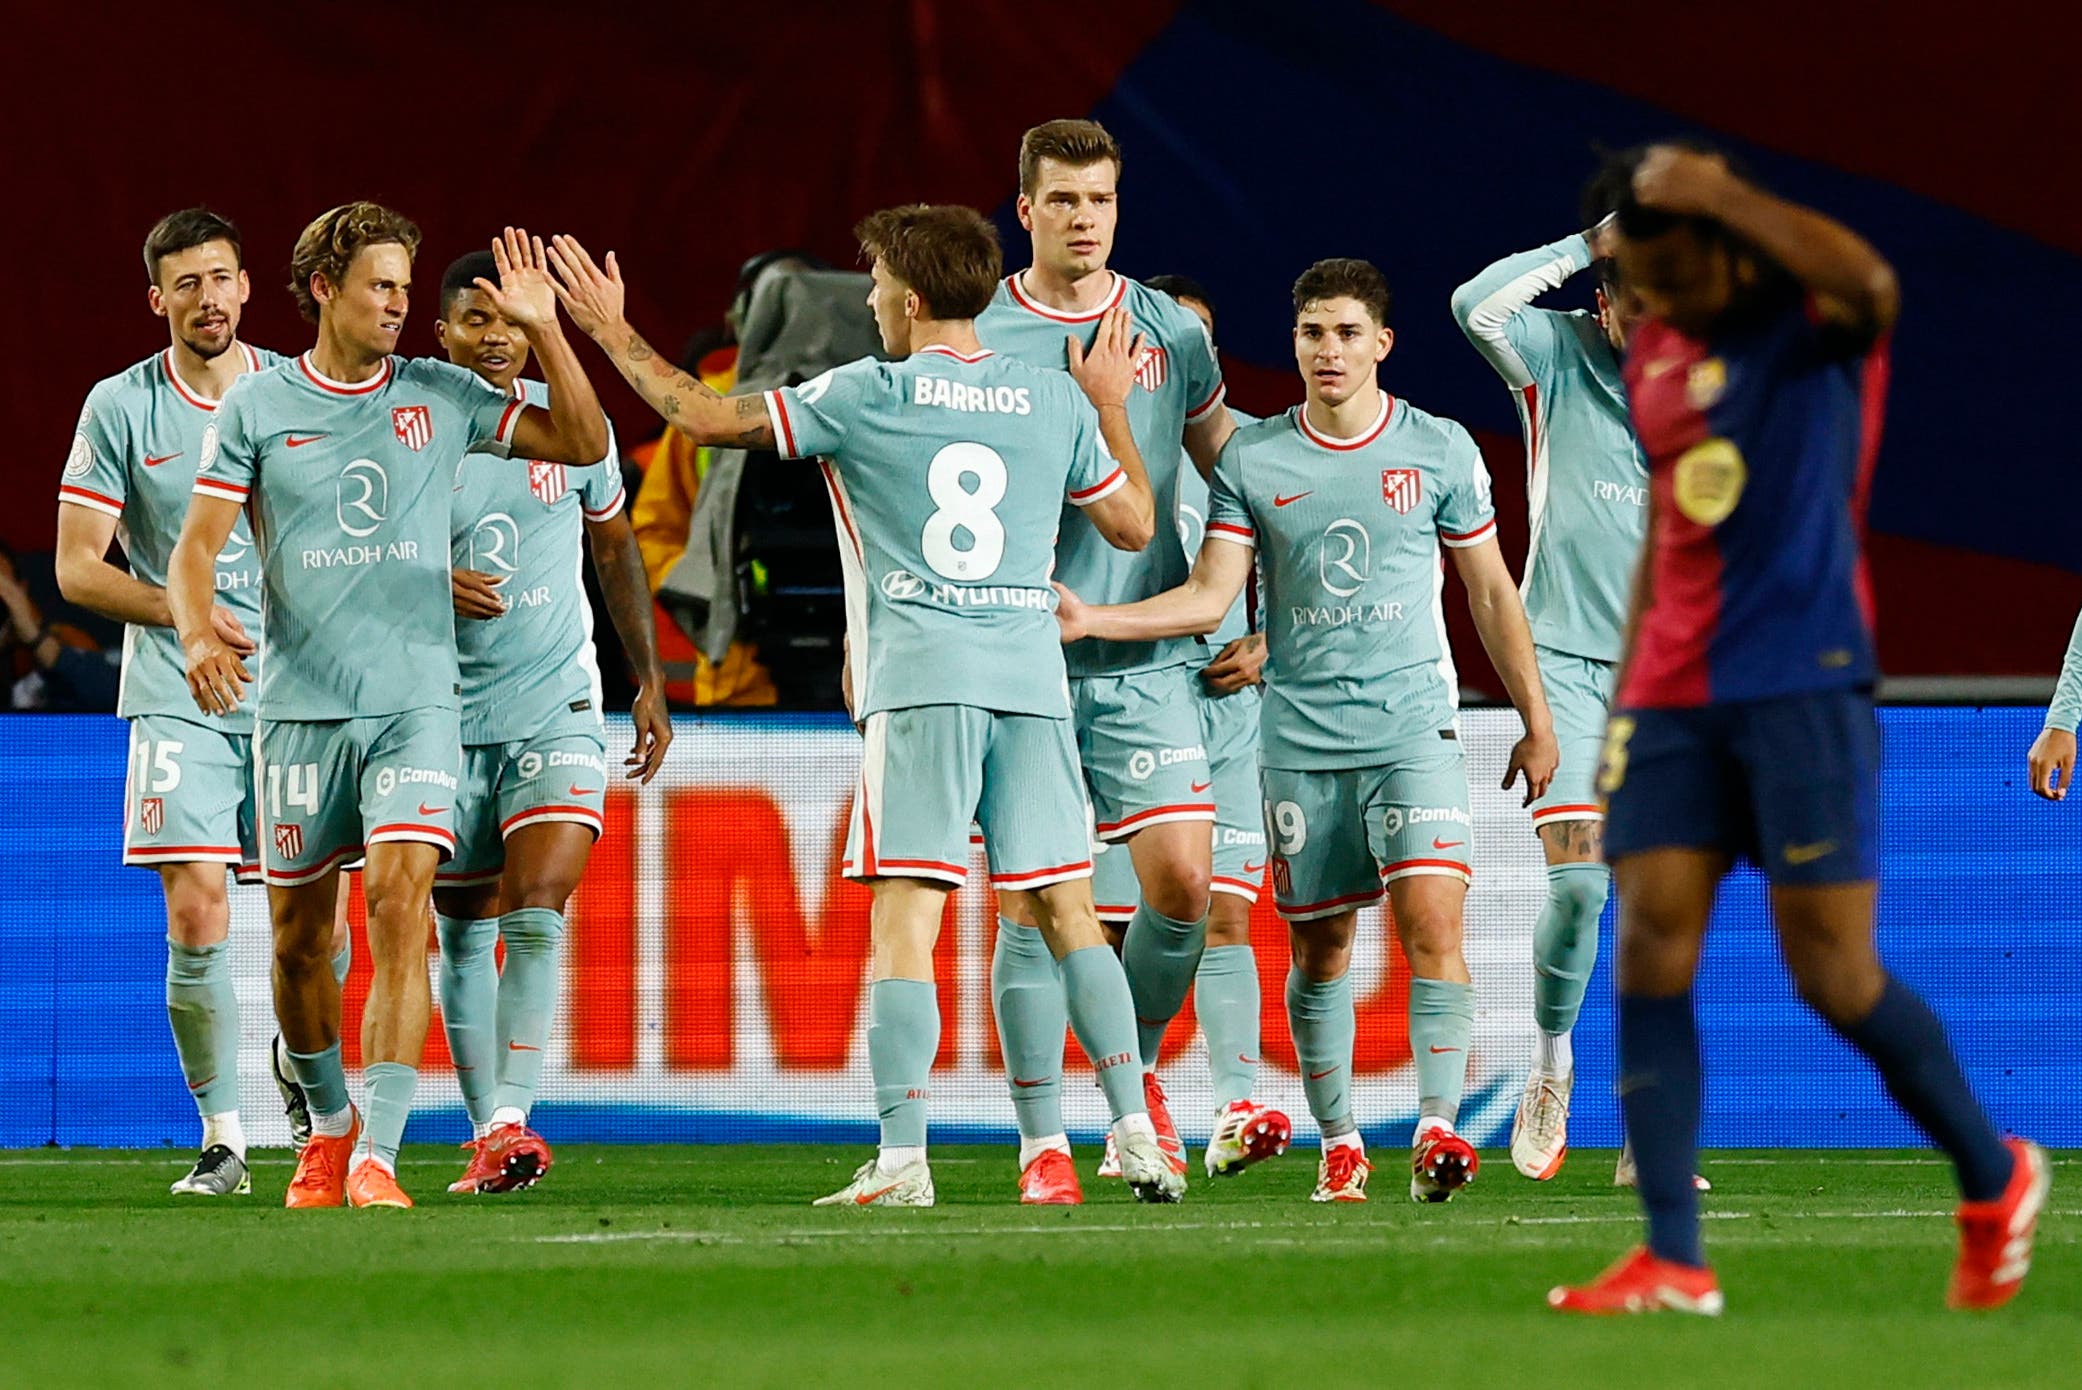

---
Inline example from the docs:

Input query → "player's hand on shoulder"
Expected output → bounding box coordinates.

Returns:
[452,568,509,620]
[625,684,673,784]
[1067,307,1145,412]
[546,235,626,339]
[476,227,559,330]
[1051,582,1090,644]
[1504,726,1561,808]
[2027,726,2075,801]
[1585,212,1621,262]
[1631,146,1737,218]
[183,632,250,717]
[1200,633,1266,695]
[208,605,257,656]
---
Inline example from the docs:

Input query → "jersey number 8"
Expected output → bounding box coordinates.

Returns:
[920,442,1006,582]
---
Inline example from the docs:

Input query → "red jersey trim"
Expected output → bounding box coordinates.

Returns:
[1206,522,1256,545]
[1003,271,1126,323]
[915,344,995,362]
[1185,381,1228,421]
[1440,518,1499,548]
[582,487,627,522]
[1294,393,1395,451]
[766,389,799,458]
[1278,886,1384,919]
[494,396,526,448]
[990,860,1094,888]
[1068,466,1127,504]
[58,484,125,516]
[298,353,392,395]
[192,478,251,501]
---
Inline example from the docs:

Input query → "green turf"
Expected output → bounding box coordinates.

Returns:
[0,1145,2074,1387]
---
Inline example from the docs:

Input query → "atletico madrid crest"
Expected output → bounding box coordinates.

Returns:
[392,405,433,453]
[1381,468,1421,515]
[140,797,163,836]
[529,460,568,506]
[274,822,304,860]
[1134,345,1168,393]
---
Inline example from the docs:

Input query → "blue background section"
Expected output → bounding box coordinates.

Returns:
[3,709,2077,1149]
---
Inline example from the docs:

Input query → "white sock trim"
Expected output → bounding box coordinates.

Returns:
[1112,1113,1157,1146]
[1534,1028,1574,1076]
[877,1145,926,1174]
[200,1110,245,1158]
[1019,1134,1072,1169]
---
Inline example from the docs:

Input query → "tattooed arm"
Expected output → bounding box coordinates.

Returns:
[546,235,775,450]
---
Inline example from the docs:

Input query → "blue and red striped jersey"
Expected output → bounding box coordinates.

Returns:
[1619,291,1888,708]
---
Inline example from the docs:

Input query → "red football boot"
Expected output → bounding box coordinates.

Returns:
[1950,1138,2051,1310]
[1018,1148,1084,1205]
[1549,1246,1724,1316]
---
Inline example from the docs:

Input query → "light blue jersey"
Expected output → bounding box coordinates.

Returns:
[450,378,625,746]
[1178,407,1258,647]
[765,343,1126,720]
[1450,234,1648,663]
[59,344,280,729]
[1207,396,1497,771]
[2049,608,2082,732]
[978,272,1226,677]
[196,353,523,720]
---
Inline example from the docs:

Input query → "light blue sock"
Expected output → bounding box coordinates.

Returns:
[1286,968,1355,1138]
[990,918,1066,1139]
[1409,977,1477,1123]
[436,914,500,1127]
[1195,944,1261,1110]
[359,1062,418,1169]
[1121,901,1206,1069]
[1059,946,1144,1122]
[493,907,565,1118]
[869,978,939,1149]
[1533,863,1610,1037]
[287,1040,350,1125]
[165,939,240,1118]
[332,935,353,987]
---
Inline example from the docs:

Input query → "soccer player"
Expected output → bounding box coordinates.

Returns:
[1055,258,1560,1203]
[1450,217,1648,1181]
[1550,146,2047,1315]
[1126,274,1291,1179]
[431,249,674,1194]
[53,208,351,1194]
[169,210,609,1210]
[2026,609,2081,799]
[545,206,1187,1205]
[976,119,1237,1202]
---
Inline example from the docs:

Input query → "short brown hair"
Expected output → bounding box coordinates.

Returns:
[1292,258,1392,329]
[854,204,1003,322]
[1018,118,1123,197]
[287,201,421,324]
[143,208,241,285]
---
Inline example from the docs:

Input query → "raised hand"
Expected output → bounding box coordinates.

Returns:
[1066,307,1146,412]
[546,235,628,340]
[476,226,559,331]
[1631,146,1737,218]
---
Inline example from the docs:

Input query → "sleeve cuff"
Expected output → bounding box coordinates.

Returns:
[583,486,627,523]
[1186,381,1228,422]
[1068,467,1126,506]
[1206,521,1256,547]
[1440,517,1498,548]
[192,478,251,502]
[57,485,123,518]
[765,389,800,459]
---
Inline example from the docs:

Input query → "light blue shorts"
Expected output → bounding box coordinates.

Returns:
[1261,742,1473,921]
[440,732,609,886]
[1529,646,1616,833]
[253,707,461,886]
[123,713,261,884]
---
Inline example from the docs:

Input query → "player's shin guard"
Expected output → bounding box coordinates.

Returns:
[1829,975,2013,1202]
[492,907,564,1119]
[1533,863,1609,1036]
[435,915,500,1130]
[1121,902,1207,1070]
[359,1061,418,1170]
[1060,946,1146,1121]
[1618,992,1706,1267]
[991,918,1067,1140]
[1196,945,1262,1109]
[1286,968,1355,1134]
[287,1040,353,1134]
[165,939,240,1121]
[1409,977,1476,1128]
[869,978,939,1149]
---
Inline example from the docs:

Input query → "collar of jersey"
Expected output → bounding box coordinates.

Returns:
[1293,392,1395,451]
[1004,270,1125,323]
[163,343,262,412]
[914,344,994,363]
[298,352,393,395]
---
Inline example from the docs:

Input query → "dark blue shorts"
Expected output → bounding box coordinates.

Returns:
[1600,689,1878,885]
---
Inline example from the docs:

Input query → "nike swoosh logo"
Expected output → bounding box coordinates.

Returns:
[1241,862,1265,874]
[855,1183,900,1205]
[508,1041,540,1052]
[418,803,449,816]
[1783,840,1839,865]
[1308,1066,1339,1080]
[1273,492,1313,507]
[568,785,598,797]
[285,434,328,447]
[1431,838,1464,850]
[188,1074,216,1091]
[1428,1046,1462,1055]
[1190,781,1213,794]
[1011,1077,1048,1089]
[1239,1055,1259,1065]
[144,452,182,468]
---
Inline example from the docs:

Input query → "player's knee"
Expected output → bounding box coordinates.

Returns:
[1396,909,1463,976]
[1204,895,1253,947]
[1547,864,1612,940]
[1783,938,1882,1024]
[1288,927,1350,981]
[503,874,576,912]
[272,919,332,975]
[162,890,228,948]
[1140,856,1211,921]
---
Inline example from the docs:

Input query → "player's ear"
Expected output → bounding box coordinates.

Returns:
[904,288,921,322]
[1015,194,1034,232]
[1376,326,1395,361]
[147,284,167,319]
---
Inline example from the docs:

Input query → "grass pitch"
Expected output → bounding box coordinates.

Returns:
[1,1145,2074,1387]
